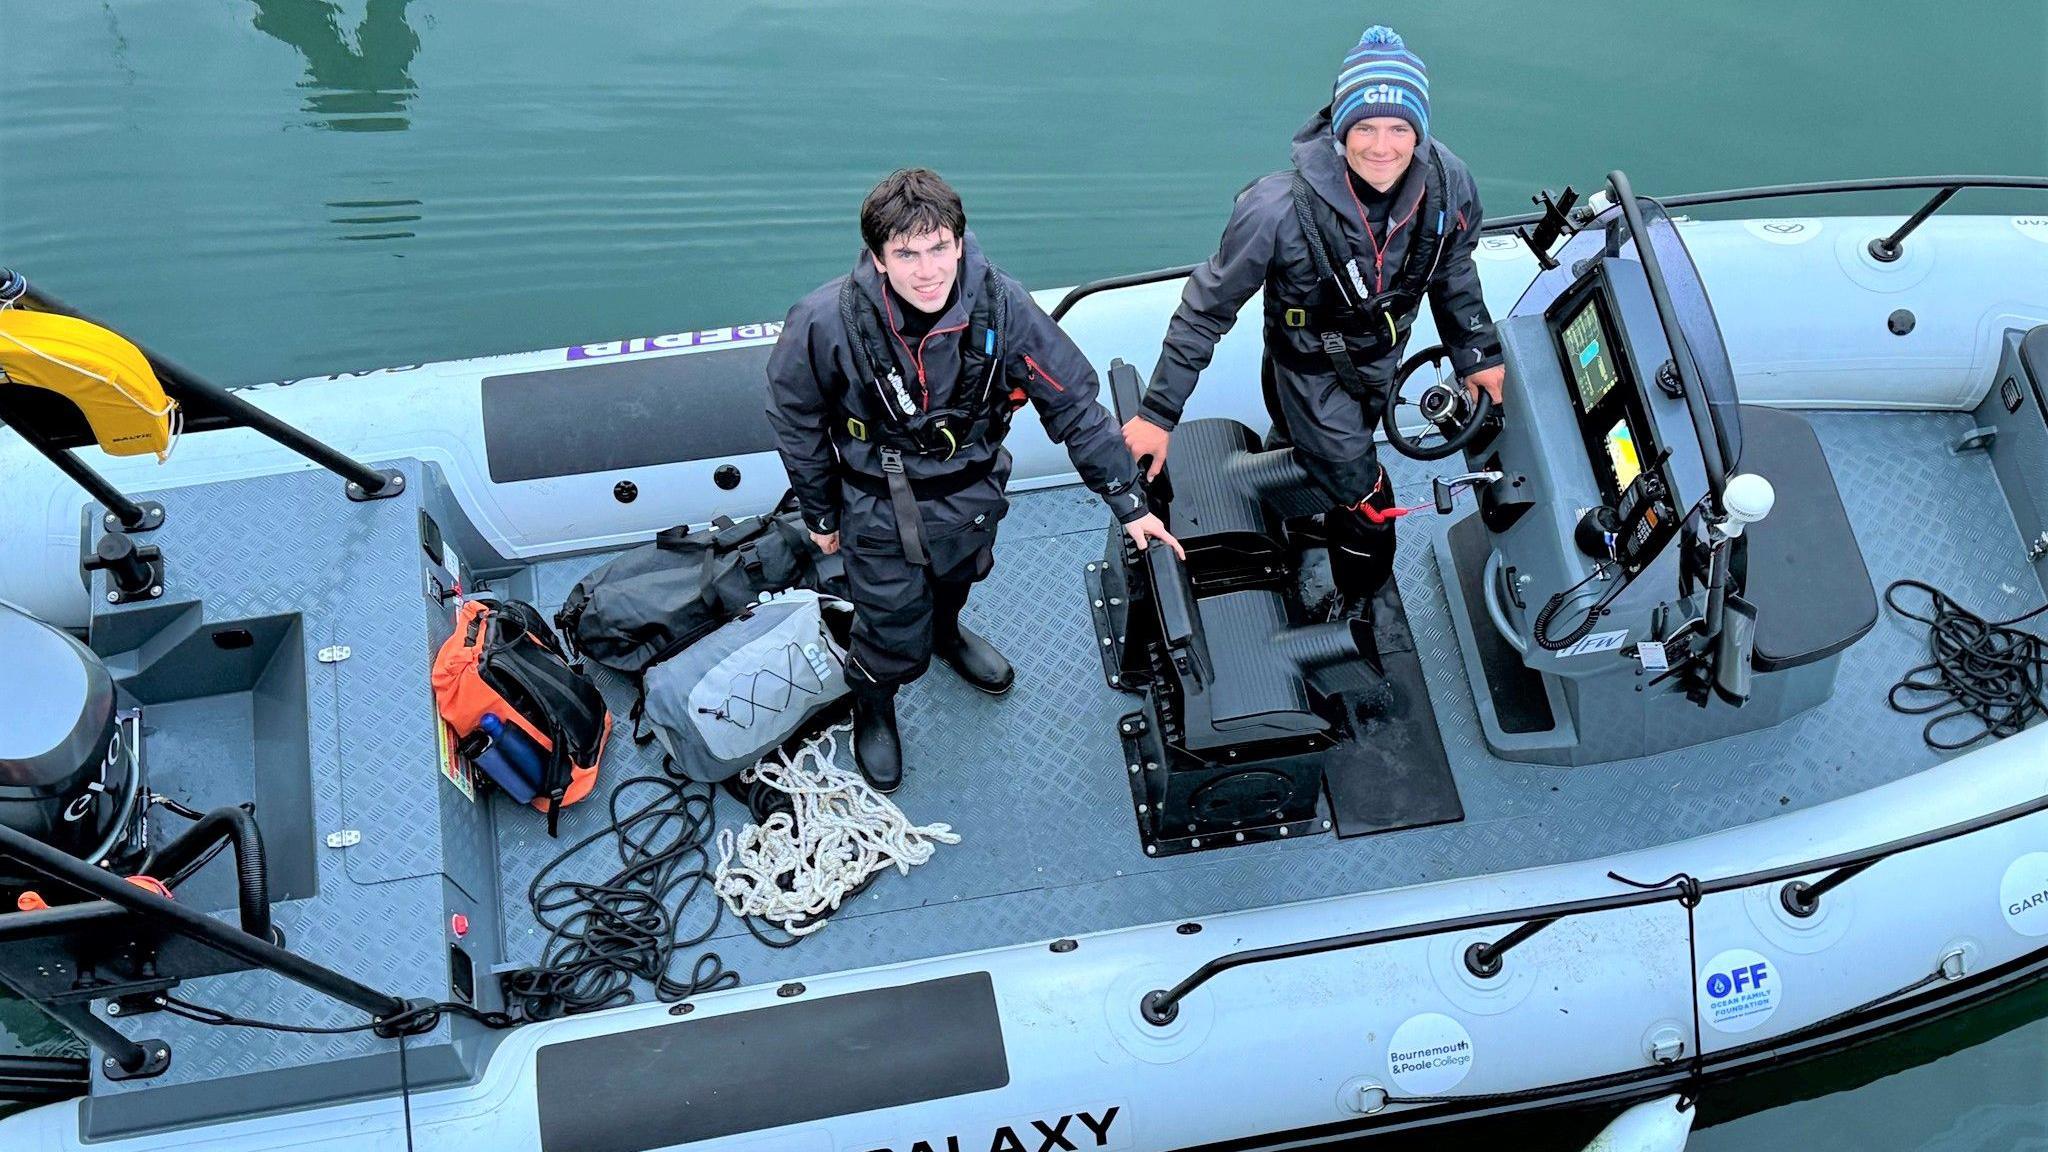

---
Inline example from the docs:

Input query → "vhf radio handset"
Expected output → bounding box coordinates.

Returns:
[1573,449,1675,573]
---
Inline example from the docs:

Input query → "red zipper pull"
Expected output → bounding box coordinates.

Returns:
[1023,355,1065,392]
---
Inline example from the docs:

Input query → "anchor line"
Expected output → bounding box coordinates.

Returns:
[1680,879,1705,1100]
[1603,869,1708,1096]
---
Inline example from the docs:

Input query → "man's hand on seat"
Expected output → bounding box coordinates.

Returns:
[1463,364,1506,407]
[1121,416,1171,480]
[1123,513,1185,559]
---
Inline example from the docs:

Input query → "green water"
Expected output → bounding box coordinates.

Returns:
[3,0,2047,1140]
[5,1,2046,386]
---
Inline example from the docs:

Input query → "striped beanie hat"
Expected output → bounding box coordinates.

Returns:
[1333,25,1429,142]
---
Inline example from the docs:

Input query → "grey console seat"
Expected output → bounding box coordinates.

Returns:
[1737,404,1879,672]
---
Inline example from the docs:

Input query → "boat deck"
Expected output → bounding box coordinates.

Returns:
[70,409,2047,1131]
[504,409,2043,988]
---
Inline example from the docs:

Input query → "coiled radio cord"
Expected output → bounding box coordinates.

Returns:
[1533,562,1624,652]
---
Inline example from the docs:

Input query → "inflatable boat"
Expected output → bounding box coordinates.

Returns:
[0,172,2045,1151]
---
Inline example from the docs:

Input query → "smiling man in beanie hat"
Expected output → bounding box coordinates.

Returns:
[1124,24,1504,617]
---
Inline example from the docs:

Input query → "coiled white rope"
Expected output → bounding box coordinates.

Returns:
[712,721,959,936]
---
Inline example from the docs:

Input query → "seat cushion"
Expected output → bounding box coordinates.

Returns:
[1737,405,1878,672]
[2022,324,2048,392]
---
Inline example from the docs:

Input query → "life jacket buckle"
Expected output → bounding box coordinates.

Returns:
[846,416,869,441]
[1285,307,1307,328]
[878,446,906,474]
[1320,331,1349,356]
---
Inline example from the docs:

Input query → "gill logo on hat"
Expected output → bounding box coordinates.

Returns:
[1357,84,1403,103]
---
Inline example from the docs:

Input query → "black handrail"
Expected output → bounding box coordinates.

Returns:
[1867,186,1959,262]
[0,1053,90,1104]
[1141,886,1674,1024]
[9,431,161,531]
[0,823,407,1024]
[1139,785,2048,1026]
[1509,173,2048,230]
[1048,173,2048,322]
[1780,857,1880,918]
[2,270,405,501]
[1464,915,1559,978]
[26,995,167,1080]
[0,899,128,943]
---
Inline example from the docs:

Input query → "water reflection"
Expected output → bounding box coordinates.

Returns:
[250,0,421,132]
[325,197,422,243]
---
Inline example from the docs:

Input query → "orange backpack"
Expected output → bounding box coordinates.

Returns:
[432,599,610,835]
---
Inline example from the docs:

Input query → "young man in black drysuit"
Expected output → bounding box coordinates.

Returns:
[1122,25,1506,617]
[767,168,1180,793]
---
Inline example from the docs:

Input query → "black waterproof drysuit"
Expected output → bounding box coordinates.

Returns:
[767,233,1147,689]
[1142,106,1502,597]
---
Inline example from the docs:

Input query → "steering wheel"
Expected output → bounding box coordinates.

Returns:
[1380,344,1495,461]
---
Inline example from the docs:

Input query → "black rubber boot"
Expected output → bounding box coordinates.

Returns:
[934,623,1015,695]
[852,687,902,794]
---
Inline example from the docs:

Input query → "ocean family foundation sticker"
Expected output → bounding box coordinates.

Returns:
[1698,948,1780,1033]
[1386,1012,1474,1094]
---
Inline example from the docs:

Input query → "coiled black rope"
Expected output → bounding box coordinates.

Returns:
[501,770,798,1022]
[1884,579,2048,751]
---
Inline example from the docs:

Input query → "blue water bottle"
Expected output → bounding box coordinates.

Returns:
[477,714,546,804]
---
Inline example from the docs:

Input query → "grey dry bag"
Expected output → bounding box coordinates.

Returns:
[637,590,853,783]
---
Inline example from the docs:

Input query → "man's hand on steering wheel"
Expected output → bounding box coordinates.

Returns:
[1464,364,1506,407]
[1383,344,1496,461]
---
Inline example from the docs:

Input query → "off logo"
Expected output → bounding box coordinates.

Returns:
[1698,948,1781,1033]
[1704,962,1767,999]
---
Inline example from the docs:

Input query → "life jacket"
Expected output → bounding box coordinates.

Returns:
[0,309,179,460]
[1273,142,1451,399]
[832,266,1017,566]
[835,265,1014,462]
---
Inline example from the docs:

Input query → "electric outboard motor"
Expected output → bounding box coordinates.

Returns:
[0,602,147,884]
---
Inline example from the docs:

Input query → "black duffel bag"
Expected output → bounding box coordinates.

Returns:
[555,492,845,674]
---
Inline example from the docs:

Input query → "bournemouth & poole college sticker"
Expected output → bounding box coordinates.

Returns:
[1697,948,1781,1033]
[1386,1012,1474,1095]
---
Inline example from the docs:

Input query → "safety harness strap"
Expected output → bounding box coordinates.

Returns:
[837,267,1009,453]
[878,448,928,566]
[1286,144,1452,400]
[836,264,1014,562]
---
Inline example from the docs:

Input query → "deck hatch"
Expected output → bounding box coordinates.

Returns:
[535,971,1009,1152]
